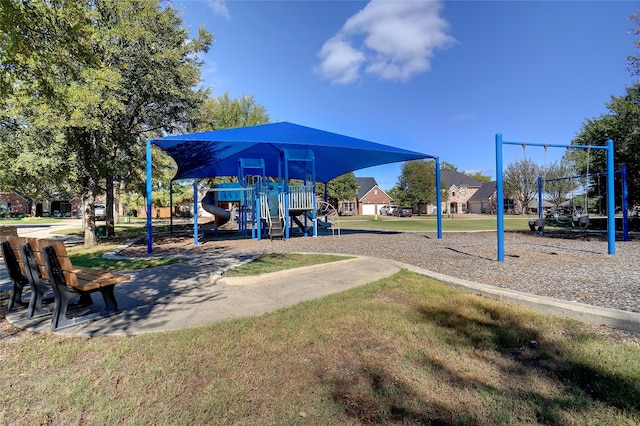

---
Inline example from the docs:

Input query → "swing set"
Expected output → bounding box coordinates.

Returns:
[536,165,630,241]
[495,134,615,262]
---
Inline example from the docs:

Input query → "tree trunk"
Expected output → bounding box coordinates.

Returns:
[83,172,98,247]
[106,174,115,237]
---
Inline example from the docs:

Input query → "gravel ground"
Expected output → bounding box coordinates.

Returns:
[125,229,640,314]
[122,228,640,344]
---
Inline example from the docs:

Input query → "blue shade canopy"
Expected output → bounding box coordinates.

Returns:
[150,122,436,182]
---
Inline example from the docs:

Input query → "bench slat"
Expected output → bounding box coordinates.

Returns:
[31,238,129,291]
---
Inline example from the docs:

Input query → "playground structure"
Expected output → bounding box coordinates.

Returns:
[191,151,319,242]
[145,122,444,254]
[496,134,616,262]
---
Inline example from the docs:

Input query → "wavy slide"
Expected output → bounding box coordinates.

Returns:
[201,191,231,228]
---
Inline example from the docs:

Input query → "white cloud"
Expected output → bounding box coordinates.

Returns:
[316,38,366,85]
[316,0,455,84]
[207,0,231,20]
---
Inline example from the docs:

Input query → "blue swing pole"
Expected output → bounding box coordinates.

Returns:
[537,176,543,221]
[605,138,615,254]
[496,134,505,261]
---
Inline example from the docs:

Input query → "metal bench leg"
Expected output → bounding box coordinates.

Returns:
[99,285,118,312]
[51,287,81,331]
[28,281,53,319]
[7,277,29,311]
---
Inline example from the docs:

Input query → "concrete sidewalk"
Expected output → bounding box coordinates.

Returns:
[3,224,640,336]
[6,254,403,336]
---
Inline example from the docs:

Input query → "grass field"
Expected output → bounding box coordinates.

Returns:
[2,214,639,424]
[338,214,538,232]
[1,270,639,424]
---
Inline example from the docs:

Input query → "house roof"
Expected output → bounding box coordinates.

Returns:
[356,177,384,200]
[440,170,482,188]
[468,181,497,201]
[528,198,554,208]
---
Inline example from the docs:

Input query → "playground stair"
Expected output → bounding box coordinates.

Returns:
[269,216,284,240]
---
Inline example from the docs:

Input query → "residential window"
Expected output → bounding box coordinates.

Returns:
[460,187,466,195]
[452,191,455,197]
[504,199,514,212]
[341,201,355,213]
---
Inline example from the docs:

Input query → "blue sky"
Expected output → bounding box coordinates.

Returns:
[177,0,638,190]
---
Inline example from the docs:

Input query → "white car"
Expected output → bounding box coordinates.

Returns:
[95,204,106,220]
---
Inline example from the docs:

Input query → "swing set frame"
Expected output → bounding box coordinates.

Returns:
[495,134,615,262]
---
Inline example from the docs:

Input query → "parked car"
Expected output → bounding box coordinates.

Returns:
[95,204,106,220]
[387,205,399,216]
[379,205,390,215]
[545,207,571,219]
[393,206,413,217]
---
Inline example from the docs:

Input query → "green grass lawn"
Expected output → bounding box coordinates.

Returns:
[224,253,353,277]
[338,214,538,231]
[1,270,638,424]
[67,245,183,270]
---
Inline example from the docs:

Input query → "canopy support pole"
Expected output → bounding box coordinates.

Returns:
[146,139,153,254]
[169,180,174,234]
[193,181,199,245]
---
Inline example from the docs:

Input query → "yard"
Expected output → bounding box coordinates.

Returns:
[1,218,639,424]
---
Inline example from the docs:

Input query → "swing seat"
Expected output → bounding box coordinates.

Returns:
[574,214,589,228]
[528,218,545,232]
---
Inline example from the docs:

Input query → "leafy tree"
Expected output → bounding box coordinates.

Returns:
[627,9,640,76]
[0,0,212,245]
[503,159,540,214]
[440,161,458,171]
[569,82,640,209]
[464,171,492,183]
[324,173,358,212]
[394,160,446,211]
[189,93,270,133]
[542,160,579,208]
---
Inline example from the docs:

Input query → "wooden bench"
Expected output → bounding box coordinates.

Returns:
[17,237,56,319]
[11,238,130,330]
[0,225,18,238]
[1,238,30,312]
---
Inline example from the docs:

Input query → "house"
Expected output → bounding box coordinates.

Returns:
[467,181,524,214]
[0,191,30,217]
[338,177,392,216]
[42,194,82,217]
[440,170,483,214]
[467,181,497,214]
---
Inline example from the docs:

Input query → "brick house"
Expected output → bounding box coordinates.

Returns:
[467,181,525,214]
[338,177,392,215]
[440,170,483,214]
[0,191,30,216]
[467,181,497,214]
